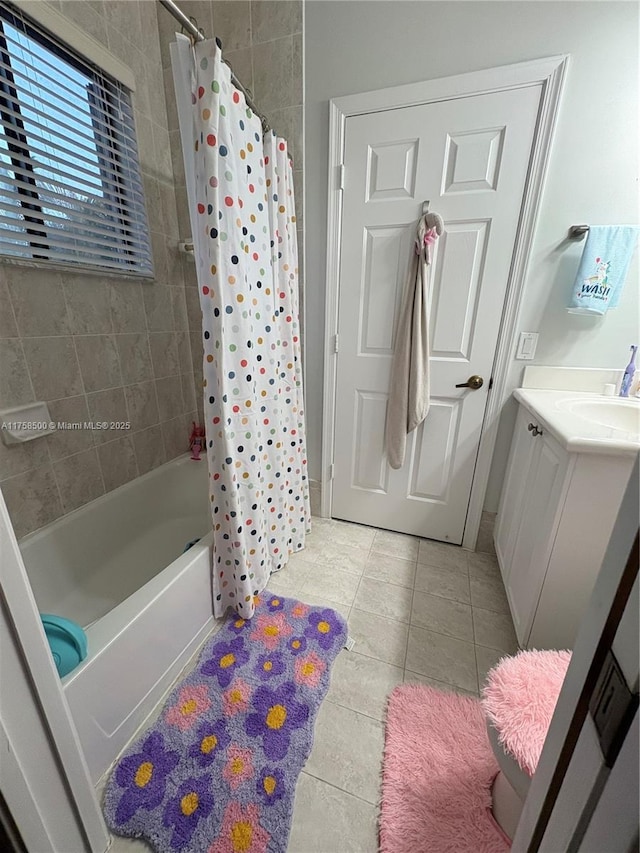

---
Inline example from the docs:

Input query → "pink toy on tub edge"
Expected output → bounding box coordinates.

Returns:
[189,422,205,461]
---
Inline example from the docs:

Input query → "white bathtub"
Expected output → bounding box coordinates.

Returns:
[19,455,215,784]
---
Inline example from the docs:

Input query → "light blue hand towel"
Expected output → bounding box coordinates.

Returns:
[568,225,640,315]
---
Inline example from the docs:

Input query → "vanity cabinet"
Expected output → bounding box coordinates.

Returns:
[495,403,634,650]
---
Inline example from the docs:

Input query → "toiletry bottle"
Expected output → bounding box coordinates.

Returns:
[619,345,637,397]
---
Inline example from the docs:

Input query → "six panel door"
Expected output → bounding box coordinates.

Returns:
[332,85,542,542]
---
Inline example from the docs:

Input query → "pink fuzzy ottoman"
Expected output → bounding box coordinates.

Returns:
[481,649,571,776]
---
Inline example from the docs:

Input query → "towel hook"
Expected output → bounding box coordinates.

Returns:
[422,200,430,215]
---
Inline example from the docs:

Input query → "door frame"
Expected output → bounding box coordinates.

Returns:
[321,55,569,548]
[0,490,110,853]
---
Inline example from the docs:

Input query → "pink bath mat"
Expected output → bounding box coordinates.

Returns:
[381,684,510,853]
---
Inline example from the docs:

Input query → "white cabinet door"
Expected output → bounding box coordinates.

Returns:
[495,406,539,583]
[507,429,570,645]
[332,84,543,543]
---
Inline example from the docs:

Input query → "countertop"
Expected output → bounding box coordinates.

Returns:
[513,389,640,458]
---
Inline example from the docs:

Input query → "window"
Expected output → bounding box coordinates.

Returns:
[0,2,153,276]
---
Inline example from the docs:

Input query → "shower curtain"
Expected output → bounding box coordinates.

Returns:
[171,36,310,618]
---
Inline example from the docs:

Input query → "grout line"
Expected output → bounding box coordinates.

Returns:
[320,696,387,727]
[300,770,379,808]
[402,587,415,670]
[403,668,480,697]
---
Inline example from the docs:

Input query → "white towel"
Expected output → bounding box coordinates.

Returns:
[385,214,441,469]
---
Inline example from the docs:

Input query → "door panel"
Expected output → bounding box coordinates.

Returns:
[429,220,489,358]
[360,224,412,354]
[333,85,543,542]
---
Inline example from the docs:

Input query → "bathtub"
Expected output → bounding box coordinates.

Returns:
[19,454,215,784]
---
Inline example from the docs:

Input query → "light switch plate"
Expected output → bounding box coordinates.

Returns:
[516,332,538,360]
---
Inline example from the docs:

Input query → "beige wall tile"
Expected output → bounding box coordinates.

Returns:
[251,1,302,44]
[134,423,166,474]
[124,380,160,432]
[176,331,193,375]
[97,435,139,491]
[224,47,253,94]
[115,333,153,385]
[109,281,147,334]
[1,464,63,539]
[149,331,180,378]
[252,36,294,112]
[75,334,122,393]
[53,448,105,512]
[103,1,143,43]
[185,285,202,329]
[171,287,189,332]
[156,374,184,421]
[161,412,189,459]
[22,337,83,400]
[0,281,18,338]
[181,372,197,413]
[0,437,50,481]
[0,339,35,407]
[143,284,174,331]
[63,276,113,335]
[292,32,302,105]
[59,0,107,44]
[86,388,129,444]
[214,2,252,51]
[46,395,93,461]
[7,274,71,337]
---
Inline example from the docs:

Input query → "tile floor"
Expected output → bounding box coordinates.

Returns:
[105,516,518,852]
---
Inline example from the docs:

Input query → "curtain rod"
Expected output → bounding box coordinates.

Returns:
[158,0,270,132]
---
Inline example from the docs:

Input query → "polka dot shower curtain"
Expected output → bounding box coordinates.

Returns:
[184,38,310,618]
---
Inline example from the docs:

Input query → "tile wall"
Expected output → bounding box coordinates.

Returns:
[0,0,198,538]
[0,0,303,539]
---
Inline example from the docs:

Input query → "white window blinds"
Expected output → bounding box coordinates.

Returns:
[0,2,153,276]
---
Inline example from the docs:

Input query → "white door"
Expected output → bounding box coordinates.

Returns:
[332,85,542,542]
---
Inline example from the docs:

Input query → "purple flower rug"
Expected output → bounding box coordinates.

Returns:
[103,591,347,852]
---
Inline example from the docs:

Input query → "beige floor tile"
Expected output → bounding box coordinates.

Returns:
[470,574,510,614]
[403,669,479,698]
[473,607,519,654]
[269,557,315,594]
[364,552,416,588]
[468,550,502,580]
[331,518,377,551]
[353,577,414,623]
[288,773,379,852]
[327,650,404,721]
[372,528,419,562]
[410,590,473,642]
[405,625,478,693]
[347,608,409,667]
[476,644,509,692]
[417,539,469,573]
[304,700,384,805]
[414,562,471,604]
[298,562,361,607]
[299,538,369,575]
[295,591,351,624]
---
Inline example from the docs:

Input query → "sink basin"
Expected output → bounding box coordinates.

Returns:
[559,398,640,435]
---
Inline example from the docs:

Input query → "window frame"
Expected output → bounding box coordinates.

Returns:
[0,3,153,278]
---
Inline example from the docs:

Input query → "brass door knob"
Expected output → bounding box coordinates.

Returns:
[455,375,484,390]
